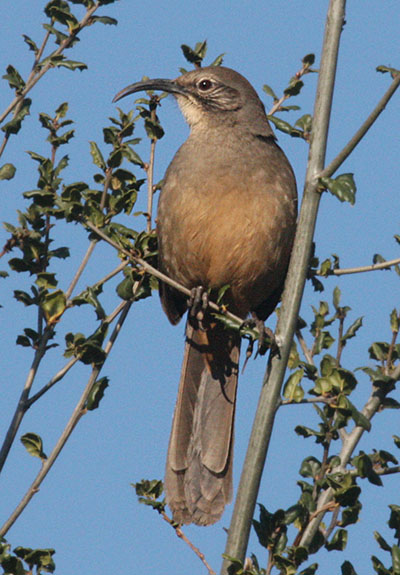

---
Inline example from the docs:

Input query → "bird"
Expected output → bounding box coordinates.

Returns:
[113,66,297,526]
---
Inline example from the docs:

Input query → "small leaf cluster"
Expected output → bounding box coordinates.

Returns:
[0,0,118,179]
[0,538,55,574]
[249,291,399,574]
[264,54,317,141]
[319,173,357,205]
[132,479,165,513]
[179,40,225,73]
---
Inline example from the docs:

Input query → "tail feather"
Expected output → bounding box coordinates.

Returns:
[165,318,240,525]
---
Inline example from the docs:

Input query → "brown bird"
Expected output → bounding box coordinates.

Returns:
[114,66,297,526]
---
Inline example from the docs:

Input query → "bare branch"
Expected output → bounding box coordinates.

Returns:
[160,510,216,575]
[296,328,315,365]
[144,106,158,233]
[0,301,132,537]
[0,327,54,474]
[322,70,400,178]
[325,257,400,276]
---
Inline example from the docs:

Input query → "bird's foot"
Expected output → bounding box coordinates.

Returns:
[241,314,279,371]
[188,286,209,330]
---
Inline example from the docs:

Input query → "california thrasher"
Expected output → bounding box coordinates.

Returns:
[114,66,297,526]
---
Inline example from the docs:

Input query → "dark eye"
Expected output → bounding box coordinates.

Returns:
[198,79,213,91]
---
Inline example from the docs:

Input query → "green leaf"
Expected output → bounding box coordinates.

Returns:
[392,545,400,575]
[89,141,106,171]
[268,115,305,139]
[42,23,68,46]
[333,286,341,310]
[2,98,31,136]
[369,342,389,361]
[263,84,278,100]
[389,505,400,540]
[340,503,361,527]
[302,53,316,67]
[55,59,87,71]
[352,451,381,484]
[342,317,363,342]
[23,34,39,54]
[320,173,356,205]
[86,377,109,411]
[72,286,105,320]
[14,289,36,305]
[45,3,78,29]
[347,400,371,431]
[144,117,164,140]
[14,546,56,572]
[341,560,359,575]
[283,369,304,402]
[394,435,400,449]
[181,40,207,65]
[371,555,391,575]
[299,456,321,478]
[0,163,16,180]
[376,65,400,76]
[20,432,47,459]
[209,53,225,67]
[299,564,318,575]
[390,309,399,333]
[2,65,25,91]
[35,272,58,289]
[121,145,144,166]
[91,15,118,25]
[325,529,347,551]
[107,149,123,168]
[284,79,304,97]
[55,101,69,118]
[41,290,67,323]
[374,531,392,552]
[295,114,312,134]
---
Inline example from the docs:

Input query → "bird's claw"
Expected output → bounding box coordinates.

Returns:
[188,286,209,330]
[241,314,279,363]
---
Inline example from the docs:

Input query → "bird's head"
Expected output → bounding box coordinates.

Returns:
[113,66,274,137]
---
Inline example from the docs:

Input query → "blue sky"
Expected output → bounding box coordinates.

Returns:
[0,2,399,574]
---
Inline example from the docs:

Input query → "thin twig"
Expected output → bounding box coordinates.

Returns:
[0,327,54,474]
[268,59,314,116]
[83,219,247,329]
[295,328,315,365]
[323,257,400,276]
[336,311,345,365]
[0,301,132,537]
[322,70,400,179]
[145,107,157,233]
[160,510,216,575]
[322,505,340,541]
[280,396,335,406]
[386,328,398,376]
[26,357,79,408]
[65,170,114,300]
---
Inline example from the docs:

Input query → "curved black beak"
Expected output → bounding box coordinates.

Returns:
[113,78,189,103]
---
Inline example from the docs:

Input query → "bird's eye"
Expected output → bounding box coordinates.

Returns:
[198,79,213,91]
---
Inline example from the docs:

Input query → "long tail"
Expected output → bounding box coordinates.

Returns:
[165,316,240,526]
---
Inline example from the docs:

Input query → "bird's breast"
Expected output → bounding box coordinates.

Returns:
[157,136,297,316]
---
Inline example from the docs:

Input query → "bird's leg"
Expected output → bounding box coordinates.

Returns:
[242,313,279,358]
[188,286,209,330]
